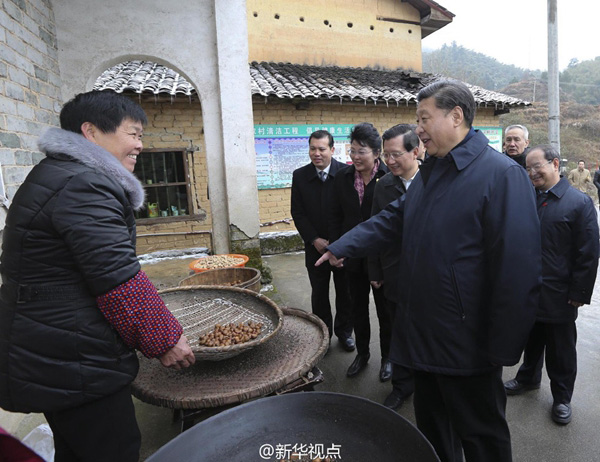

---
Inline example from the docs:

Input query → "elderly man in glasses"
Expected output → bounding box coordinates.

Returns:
[504,145,599,426]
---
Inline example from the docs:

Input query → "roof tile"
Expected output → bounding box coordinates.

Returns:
[93,60,530,108]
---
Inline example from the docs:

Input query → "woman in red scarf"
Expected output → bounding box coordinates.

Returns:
[328,123,392,380]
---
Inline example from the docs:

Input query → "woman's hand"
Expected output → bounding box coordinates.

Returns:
[159,335,196,370]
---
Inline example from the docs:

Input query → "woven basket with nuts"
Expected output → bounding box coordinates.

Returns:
[159,286,283,361]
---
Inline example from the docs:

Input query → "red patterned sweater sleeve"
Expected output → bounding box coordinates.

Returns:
[96,270,183,358]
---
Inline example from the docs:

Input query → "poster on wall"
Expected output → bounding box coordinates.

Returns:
[255,124,354,189]
[477,127,503,153]
[255,124,503,190]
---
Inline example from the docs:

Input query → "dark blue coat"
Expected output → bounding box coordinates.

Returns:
[328,130,541,375]
[536,177,599,322]
[593,169,600,192]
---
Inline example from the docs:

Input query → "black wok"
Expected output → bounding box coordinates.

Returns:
[147,392,440,461]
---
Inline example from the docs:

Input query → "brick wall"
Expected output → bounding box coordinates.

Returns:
[253,99,501,233]
[134,99,213,254]
[0,0,61,228]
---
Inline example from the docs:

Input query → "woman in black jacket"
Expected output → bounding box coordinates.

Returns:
[329,123,391,379]
[0,91,195,462]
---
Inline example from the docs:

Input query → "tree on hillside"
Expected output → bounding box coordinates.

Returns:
[560,57,600,105]
[422,43,541,90]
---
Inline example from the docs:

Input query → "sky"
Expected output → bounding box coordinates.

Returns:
[422,0,600,71]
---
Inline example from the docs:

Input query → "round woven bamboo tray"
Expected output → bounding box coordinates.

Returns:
[178,267,261,293]
[131,307,329,410]
[159,286,282,361]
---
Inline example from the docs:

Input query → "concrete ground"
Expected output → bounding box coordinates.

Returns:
[263,252,600,462]
[3,251,600,461]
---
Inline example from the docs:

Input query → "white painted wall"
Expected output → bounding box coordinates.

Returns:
[51,0,259,253]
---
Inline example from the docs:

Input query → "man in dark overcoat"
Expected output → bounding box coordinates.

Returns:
[368,124,420,409]
[502,124,530,168]
[317,80,541,462]
[291,130,354,351]
[593,163,600,210]
[504,145,599,425]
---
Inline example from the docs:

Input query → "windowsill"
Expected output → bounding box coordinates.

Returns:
[136,212,207,225]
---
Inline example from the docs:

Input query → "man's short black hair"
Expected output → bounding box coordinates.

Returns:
[60,90,148,134]
[309,130,334,148]
[349,122,381,154]
[382,124,420,152]
[417,80,476,128]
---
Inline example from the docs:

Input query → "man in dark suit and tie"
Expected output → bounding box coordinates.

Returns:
[291,130,354,351]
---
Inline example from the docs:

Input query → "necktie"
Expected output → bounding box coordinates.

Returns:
[319,171,327,182]
[537,191,548,208]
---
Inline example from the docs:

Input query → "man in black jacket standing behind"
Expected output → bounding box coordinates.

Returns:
[291,130,354,351]
[504,145,599,425]
[502,124,530,168]
[368,124,419,409]
[593,163,600,210]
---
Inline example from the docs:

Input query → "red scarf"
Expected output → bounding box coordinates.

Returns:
[354,159,379,205]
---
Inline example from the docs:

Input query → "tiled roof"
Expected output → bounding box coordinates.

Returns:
[250,62,529,108]
[93,61,195,96]
[94,60,530,108]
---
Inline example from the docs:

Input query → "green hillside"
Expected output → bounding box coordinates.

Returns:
[560,57,600,105]
[423,46,600,170]
[422,42,542,91]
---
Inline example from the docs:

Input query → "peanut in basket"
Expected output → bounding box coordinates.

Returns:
[199,321,263,347]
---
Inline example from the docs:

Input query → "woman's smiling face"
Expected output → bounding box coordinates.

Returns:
[349,140,377,173]
[91,118,144,172]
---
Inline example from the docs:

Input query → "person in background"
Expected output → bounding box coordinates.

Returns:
[504,145,599,425]
[594,163,600,210]
[368,124,418,410]
[502,124,530,168]
[567,160,592,194]
[329,122,390,379]
[410,123,427,164]
[291,130,354,352]
[0,90,195,462]
[318,80,541,462]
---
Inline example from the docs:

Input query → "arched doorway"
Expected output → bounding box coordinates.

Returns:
[93,60,213,254]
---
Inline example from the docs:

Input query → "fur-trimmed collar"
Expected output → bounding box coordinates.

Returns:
[37,127,146,210]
